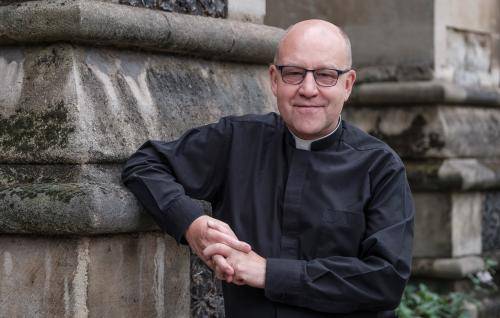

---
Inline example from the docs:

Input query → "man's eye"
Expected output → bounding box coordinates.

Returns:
[316,71,337,78]
[284,70,304,76]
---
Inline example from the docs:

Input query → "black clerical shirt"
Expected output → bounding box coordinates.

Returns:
[122,113,414,318]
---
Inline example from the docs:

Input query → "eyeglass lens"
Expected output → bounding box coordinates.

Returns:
[280,66,340,86]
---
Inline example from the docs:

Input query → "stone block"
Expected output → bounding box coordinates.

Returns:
[413,192,452,258]
[413,192,482,258]
[0,44,276,163]
[228,0,266,24]
[0,182,158,235]
[452,193,483,257]
[343,105,500,159]
[87,233,190,318]
[0,236,80,317]
[0,233,190,318]
[434,0,500,86]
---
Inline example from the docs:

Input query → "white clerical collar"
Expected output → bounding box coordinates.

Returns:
[291,115,342,151]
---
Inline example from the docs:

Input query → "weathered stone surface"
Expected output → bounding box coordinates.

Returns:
[413,192,482,258]
[0,182,158,234]
[116,0,227,18]
[0,44,276,163]
[228,0,265,24]
[0,236,80,317]
[434,0,500,87]
[87,233,190,318]
[0,0,283,63]
[452,193,483,257]
[343,105,500,159]
[0,233,189,318]
[0,164,123,186]
[413,192,452,258]
[412,256,484,279]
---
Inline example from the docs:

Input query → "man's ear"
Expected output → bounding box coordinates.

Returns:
[343,69,356,102]
[269,64,279,97]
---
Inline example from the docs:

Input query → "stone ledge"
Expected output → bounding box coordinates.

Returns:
[349,81,500,107]
[406,159,500,191]
[343,105,500,159]
[0,0,283,64]
[412,256,485,279]
[0,182,159,234]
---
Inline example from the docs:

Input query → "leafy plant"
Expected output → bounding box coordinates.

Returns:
[397,258,499,318]
[396,284,470,318]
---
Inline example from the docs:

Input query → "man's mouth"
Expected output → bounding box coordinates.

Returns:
[294,104,323,108]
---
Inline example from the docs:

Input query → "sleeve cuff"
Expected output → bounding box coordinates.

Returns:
[165,196,205,244]
[264,258,305,303]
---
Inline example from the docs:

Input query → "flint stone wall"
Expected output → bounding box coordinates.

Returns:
[0,1,283,317]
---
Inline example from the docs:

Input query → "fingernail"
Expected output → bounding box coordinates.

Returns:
[207,220,213,227]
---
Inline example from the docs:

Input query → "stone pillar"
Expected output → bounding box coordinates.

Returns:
[0,1,282,317]
[266,0,500,315]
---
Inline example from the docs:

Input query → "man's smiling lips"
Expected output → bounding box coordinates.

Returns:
[293,104,324,108]
[293,104,325,113]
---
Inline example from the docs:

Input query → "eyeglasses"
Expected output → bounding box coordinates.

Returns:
[275,65,350,87]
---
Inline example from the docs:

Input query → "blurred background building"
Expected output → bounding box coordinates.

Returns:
[1,0,499,317]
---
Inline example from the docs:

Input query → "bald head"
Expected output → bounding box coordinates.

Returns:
[274,20,352,69]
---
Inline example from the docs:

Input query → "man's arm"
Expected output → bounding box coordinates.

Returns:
[121,117,250,271]
[209,160,414,314]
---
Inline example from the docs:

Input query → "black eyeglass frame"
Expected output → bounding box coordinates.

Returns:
[275,65,351,87]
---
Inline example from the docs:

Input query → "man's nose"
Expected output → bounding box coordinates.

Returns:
[298,71,319,97]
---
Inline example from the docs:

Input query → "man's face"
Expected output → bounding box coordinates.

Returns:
[269,23,356,140]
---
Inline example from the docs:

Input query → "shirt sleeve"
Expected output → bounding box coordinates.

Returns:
[121,117,232,243]
[264,159,414,314]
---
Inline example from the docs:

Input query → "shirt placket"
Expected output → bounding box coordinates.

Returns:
[280,149,308,259]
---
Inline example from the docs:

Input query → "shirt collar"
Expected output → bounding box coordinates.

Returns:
[285,115,343,151]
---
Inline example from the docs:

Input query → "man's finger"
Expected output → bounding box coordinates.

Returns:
[206,258,215,270]
[207,219,236,237]
[207,228,251,253]
[203,243,232,259]
[212,254,234,276]
[214,268,225,281]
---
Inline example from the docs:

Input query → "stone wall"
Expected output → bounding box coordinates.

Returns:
[0,1,282,317]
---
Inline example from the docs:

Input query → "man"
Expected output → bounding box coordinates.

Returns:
[122,19,414,318]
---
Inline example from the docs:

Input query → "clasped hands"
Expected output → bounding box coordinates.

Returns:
[185,215,266,288]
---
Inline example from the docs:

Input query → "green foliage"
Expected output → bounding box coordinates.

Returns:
[397,257,499,318]
[396,284,470,318]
